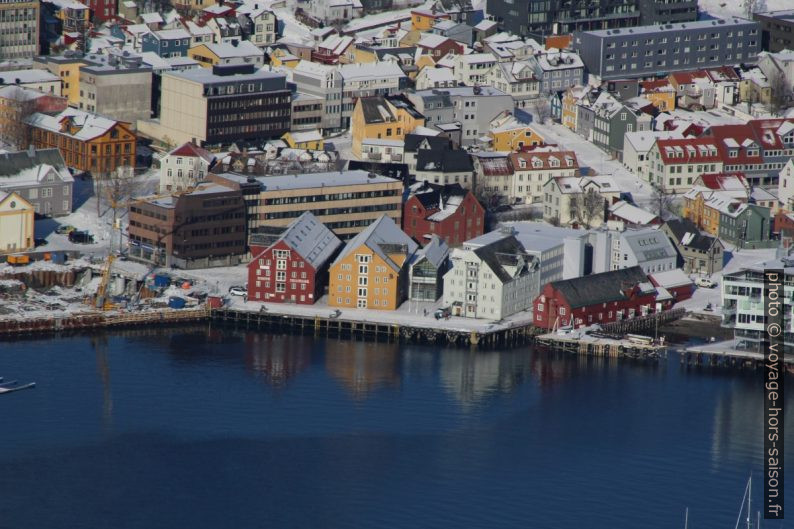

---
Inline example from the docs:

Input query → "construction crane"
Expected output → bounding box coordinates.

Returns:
[94,254,116,310]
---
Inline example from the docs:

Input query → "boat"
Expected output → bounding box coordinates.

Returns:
[0,381,36,394]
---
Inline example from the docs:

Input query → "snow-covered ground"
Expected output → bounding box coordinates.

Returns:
[530,120,656,209]
[676,246,778,315]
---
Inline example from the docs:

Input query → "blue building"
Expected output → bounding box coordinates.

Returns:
[141,29,191,58]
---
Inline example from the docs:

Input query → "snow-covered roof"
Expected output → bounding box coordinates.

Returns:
[608,200,657,226]
[140,12,163,24]
[332,214,418,272]
[202,40,262,59]
[0,163,73,188]
[287,130,323,144]
[260,211,342,269]
[0,69,59,85]
[26,108,125,141]
[649,268,693,289]
[339,61,405,81]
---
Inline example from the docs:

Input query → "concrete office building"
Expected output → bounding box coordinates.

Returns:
[0,0,39,60]
[139,64,290,147]
[486,0,696,41]
[209,169,404,240]
[78,53,153,125]
[573,17,761,81]
[754,10,794,53]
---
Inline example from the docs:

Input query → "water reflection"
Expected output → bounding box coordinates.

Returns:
[243,333,311,388]
[325,340,401,400]
[90,336,113,426]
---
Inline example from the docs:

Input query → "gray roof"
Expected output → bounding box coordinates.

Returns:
[621,228,676,263]
[550,266,648,309]
[217,169,399,191]
[165,67,286,89]
[269,211,343,269]
[473,235,535,284]
[663,218,720,252]
[412,234,449,269]
[332,214,418,272]
[0,148,67,176]
[578,16,755,38]
[466,223,585,254]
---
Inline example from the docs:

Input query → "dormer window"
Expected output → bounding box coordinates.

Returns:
[728,149,738,158]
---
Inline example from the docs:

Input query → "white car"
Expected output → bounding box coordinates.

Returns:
[228,286,247,296]
[695,277,716,288]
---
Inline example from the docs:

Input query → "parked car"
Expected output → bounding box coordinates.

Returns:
[695,277,717,288]
[228,286,247,296]
[55,225,76,234]
[68,230,94,244]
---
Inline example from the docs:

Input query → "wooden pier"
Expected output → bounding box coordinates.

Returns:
[209,308,539,349]
[535,332,667,360]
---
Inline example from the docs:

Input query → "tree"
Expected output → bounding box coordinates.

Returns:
[474,183,500,210]
[650,184,677,221]
[767,68,793,116]
[530,99,551,125]
[742,0,767,18]
[99,166,144,253]
[568,187,605,228]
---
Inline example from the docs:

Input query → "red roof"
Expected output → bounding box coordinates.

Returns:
[641,79,673,92]
[696,172,748,191]
[669,70,709,86]
[169,142,215,163]
[655,137,722,164]
[510,150,579,171]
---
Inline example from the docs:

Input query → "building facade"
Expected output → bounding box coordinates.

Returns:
[0,0,39,59]
[127,182,247,268]
[247,211,343,305]
[573,17,761,81]
[0,190,34,253]
[328,214,418,311]
[402,182,485,247]
[159,142,215,193]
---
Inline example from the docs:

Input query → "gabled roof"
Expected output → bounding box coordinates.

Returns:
[472,235,535,284]
[416,148,473,173]
[549,266,648,309]
[654,137,721,164]
[0,148,67,176]
[694,172,748,195]
[332,214,418,272]
[25,108,127,142]
[168,142,215,163]
[258,211,342,269]
[608,200,658,226]
[510,150,578,171]
[404,133,450,152]
[412,234,449,268]
[663,218,720,252]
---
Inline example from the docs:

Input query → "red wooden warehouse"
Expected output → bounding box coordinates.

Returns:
[247,212,342,304]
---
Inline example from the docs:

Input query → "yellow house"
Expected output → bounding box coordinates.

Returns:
[328,215,418,311]
[0,191,34,254]
[282,130,324,150]
[561,87,582,132]
[488,113,544,151]
[351,95,425,159]
[641,80,676,112]
[269,48,300,68]
[415,54,436,72]
[188,41,264,68]
[411,8,449,31]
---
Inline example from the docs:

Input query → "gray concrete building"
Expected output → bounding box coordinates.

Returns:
[638,0,698,26]
[754,10,794,52]
[78,53,153,125]
[0,0,39,60]
[573,17,762,81]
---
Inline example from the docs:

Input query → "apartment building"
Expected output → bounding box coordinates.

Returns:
[159,141,216,193]
[443,234,539,320]
[646,137,724,193]
[0,0,40,60]
[402,182,484,246]
[0,85,67,148]
[573,17,761,81]
[722,256,794,354]
[209,169,403,240]
[0,147,72,216]
[139,64,290,147]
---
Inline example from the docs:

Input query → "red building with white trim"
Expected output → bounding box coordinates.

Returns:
[402,182,485,247]
[533,266,670,330]
[247,212,342,304]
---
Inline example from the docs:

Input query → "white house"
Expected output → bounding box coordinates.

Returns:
[443,233,539,320]
[453,53,497,86]
[542,174,620,228]
[623,130,682,183]
[0,191,34,254]
[159,142,216,193]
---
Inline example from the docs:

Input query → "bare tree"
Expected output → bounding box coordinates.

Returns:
[530,99,551,125]
[547,214,561,227]
[650,184,677,221]
[768,68,793,116]
[742,0,767,18]
[100,166,144,253]
[568,188,605,228]
[474,183,500,210]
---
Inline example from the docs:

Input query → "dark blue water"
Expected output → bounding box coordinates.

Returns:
[0,328,790,529]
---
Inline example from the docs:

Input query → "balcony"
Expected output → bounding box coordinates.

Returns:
[367,151,382,161]
[390,153,403,162]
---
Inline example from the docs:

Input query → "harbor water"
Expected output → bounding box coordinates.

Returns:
[0,327,790,528]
